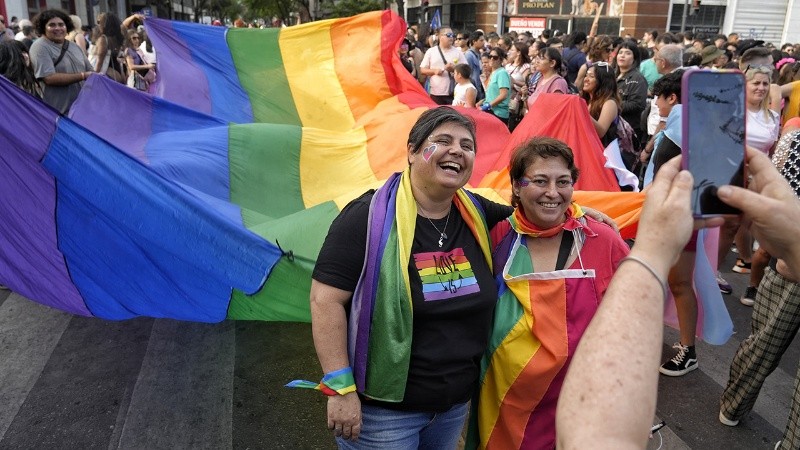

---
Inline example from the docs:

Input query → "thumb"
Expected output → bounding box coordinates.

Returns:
[716,185,764,215]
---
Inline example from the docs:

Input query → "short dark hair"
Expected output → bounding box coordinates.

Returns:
[652,69,684,100]
[468,31,483,46]
[546,37,562,47]
[615,39,641,69]
[740,47,772,68]
[509,137,579,207]
[33,9,73,36]
[648,29,659,40]
[541,29,551,39]
[407,107,476,155]
[657,33,675,45]
[567,31,587,48]
[454,63,471,79]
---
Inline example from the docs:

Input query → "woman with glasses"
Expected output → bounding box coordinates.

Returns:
[574,35,614,93]
[524,47,568,110]
[124,29,155,91]
[581,62,620,148]
[479,48,512,127]
[469,137,628,450]
[28,9,93,114]
[303,108,615,449]
[614,40,648,168]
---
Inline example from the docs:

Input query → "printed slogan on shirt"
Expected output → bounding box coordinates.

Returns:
[413,248,480,301]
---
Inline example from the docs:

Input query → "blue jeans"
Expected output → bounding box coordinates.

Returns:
[336,401,468,450]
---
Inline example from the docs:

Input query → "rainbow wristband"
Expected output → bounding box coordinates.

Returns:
[285,367,356,396]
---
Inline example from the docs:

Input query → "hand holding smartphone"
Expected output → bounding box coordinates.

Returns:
[681,69,747,217]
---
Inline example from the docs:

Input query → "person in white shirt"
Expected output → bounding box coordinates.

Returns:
[420,27,466,105]
[451,63,477,107]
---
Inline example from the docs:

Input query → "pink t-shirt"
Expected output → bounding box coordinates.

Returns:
[527,75,569,109]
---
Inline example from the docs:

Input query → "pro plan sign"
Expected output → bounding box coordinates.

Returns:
[509,17,547,36]
[516,0,560,15]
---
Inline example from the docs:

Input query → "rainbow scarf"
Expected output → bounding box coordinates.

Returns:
[349,168,492,402]
[507,203,585,239]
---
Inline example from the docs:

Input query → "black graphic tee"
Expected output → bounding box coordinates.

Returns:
[314,190,511,411]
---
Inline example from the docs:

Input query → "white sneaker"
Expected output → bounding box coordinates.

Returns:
[719,411,739,426]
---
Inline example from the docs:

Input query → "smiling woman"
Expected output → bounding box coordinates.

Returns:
[301,107,514,449]
[469,136,629,450]
[28,9,93,114]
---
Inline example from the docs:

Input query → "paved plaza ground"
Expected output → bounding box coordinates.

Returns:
[0,252,797,449]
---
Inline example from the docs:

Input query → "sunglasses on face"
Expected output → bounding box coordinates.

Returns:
[490,54,500,60]
[444,33,454,38]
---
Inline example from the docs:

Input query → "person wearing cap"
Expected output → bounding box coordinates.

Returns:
[699,44,724,68]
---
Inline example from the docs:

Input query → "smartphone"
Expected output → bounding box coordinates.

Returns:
[681,69,747,217]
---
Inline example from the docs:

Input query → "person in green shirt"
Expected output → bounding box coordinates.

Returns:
[480,47,511,127]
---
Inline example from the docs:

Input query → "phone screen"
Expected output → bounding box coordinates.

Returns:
[682,70,746,217]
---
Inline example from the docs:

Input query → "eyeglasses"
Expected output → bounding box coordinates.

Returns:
[489,54,501,60]
[444,33,455,38]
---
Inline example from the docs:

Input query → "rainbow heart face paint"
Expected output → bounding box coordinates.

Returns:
[422,143,438,162]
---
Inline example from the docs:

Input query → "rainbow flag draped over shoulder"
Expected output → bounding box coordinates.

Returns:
[349,170,492,401]
[0,11,646,322]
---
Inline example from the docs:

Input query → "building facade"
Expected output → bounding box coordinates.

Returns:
[403,0,800,44]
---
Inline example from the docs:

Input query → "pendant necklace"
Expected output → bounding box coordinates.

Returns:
[419,204,452,248]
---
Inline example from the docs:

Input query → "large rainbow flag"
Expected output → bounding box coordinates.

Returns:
[0,11,644,323]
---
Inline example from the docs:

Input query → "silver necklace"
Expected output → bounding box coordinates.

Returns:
[418,204,452,248]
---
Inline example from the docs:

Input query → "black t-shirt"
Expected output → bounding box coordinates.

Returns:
[313,190,512,412]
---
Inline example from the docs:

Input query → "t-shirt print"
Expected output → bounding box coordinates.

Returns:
[413,248,480,301]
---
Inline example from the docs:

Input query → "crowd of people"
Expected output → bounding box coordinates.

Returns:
[311,22,800,450]
[5,8,800,448]
[0,11,157,113]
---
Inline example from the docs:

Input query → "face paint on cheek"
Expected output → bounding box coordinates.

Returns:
[422,143,438,162]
